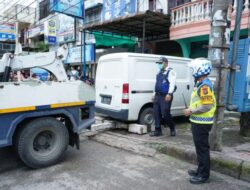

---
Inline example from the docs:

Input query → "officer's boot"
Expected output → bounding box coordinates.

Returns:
[149,128,162,137]
[170,128,176,136]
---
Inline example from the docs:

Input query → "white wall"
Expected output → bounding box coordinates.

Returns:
[16,5,36,24]
[137,0,169,14]
[138,0,149,12]
[156,0,168,14]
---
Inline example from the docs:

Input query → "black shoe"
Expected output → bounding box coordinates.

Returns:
[190,176,209,184]
[188,169,198,177]
[170,129,176,136]
[149,130,163,137]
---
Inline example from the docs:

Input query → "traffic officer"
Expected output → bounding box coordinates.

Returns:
[150,57,176,137]
[183,58,216,184]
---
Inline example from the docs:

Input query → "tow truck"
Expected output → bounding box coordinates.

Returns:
[0,46,95,168]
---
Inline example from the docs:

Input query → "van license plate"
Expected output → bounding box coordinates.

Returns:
[101,96,111,104]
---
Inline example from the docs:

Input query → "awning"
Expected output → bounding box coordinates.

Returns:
[81,10,171,41]
[92,31,136,47]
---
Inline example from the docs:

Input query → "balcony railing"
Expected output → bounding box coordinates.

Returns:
[171,0,250,27]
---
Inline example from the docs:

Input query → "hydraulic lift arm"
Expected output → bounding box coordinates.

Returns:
[0,46,68,82]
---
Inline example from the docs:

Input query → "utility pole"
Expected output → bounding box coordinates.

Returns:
[208,0,231,151]
[80,28,83,79]
[142,18,146,53]
[14,4,22,81]
[15,4,19,54]
[15,21,19,47]
[227,0,243,109]
[83,30,86,80]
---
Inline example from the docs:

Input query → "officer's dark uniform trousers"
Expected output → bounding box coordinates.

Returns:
[191,123,212,178]
[153,69,175,132]
[153,94,175,131]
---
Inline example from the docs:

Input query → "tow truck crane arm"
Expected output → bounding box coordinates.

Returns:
[0,46,68,81]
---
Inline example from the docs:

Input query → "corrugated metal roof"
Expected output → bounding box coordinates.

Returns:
[81,10,171,41]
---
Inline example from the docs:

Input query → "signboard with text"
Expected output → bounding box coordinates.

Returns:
[27,25,44,38]
[0,23,15,41]
[50,0,85,18]
[56,14,75,43]
[102,0,136,21]
[44,18,57,44]
[66,44,95,64]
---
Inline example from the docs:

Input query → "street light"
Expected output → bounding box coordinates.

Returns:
[79,28,83,80]
[79,28,86,81]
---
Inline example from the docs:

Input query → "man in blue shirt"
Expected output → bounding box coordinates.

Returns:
[150,57,177,137]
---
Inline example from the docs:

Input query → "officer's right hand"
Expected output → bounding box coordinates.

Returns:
[183,109,192,116]
[165,94,172,102]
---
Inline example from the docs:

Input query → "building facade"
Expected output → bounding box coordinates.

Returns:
[83,0,249,58]
[169,0,250,58]
[0,4,36,56]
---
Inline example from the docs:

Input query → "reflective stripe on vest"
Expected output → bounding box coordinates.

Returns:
[189,78,216,124]
[190,116,214,122]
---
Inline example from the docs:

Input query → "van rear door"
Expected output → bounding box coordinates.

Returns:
[95,58,128,111]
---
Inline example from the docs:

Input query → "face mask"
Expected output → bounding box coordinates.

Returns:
[158,64,163,71]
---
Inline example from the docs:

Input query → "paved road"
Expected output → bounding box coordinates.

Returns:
[0,139,250,190]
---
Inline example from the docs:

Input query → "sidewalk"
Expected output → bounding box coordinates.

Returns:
[83,113,250,183]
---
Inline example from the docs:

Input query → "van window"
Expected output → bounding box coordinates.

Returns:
[98,59,124,79]
[134,59,158,79]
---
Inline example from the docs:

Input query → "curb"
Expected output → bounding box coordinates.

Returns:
[242,161,250,182]
[210,152,243,179]
[84,132,250,183]
[90,133,157,157]
[154,143,244,179]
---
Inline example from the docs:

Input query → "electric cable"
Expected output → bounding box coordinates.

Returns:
[5,0,82,25]
[0,0,38,24]
[0,0,28,20]
[2,0,161,45]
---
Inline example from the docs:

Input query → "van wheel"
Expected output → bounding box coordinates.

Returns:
[16,117,69,169]
[139,107,154,126]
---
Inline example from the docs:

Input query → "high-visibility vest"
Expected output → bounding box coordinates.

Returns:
[189,78,216,124]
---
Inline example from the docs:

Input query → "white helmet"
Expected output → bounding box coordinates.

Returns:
[188,58,212,78]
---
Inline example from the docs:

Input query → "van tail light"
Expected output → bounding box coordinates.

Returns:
[122,83,129,104]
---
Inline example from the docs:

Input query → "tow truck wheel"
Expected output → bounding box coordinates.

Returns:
[16,117,69,168]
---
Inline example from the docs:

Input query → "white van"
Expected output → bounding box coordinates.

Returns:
[95,53,193,125]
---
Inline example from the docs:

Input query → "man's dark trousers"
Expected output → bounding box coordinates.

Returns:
[153,94,175,131]
[191,123,212,178]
